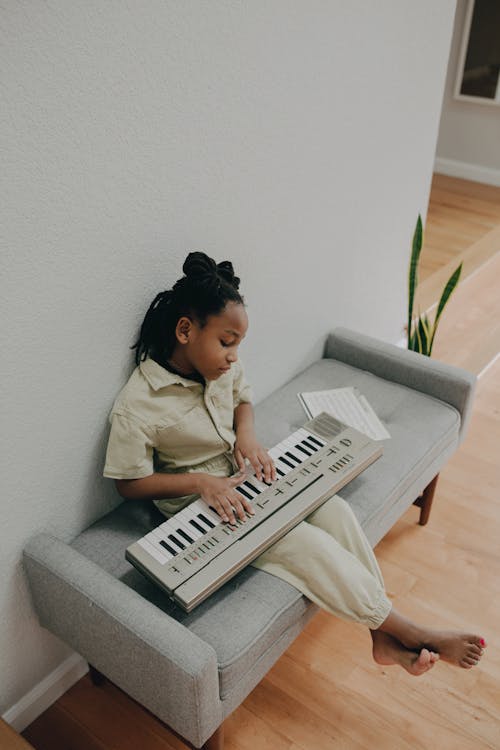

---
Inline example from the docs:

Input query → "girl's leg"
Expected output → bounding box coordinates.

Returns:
[305,496,438,674]
[302,495,486,670]
[306,495,385,588]
[252,516,392,628]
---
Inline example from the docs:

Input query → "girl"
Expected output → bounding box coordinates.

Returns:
[104,251,486,676]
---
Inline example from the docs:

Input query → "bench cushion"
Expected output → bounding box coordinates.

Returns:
[71,356,460,702]
[254,358,460,544]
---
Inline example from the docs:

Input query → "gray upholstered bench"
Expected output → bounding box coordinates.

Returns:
[23,328,476,749]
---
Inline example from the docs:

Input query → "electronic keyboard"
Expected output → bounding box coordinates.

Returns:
[126,412,383,611]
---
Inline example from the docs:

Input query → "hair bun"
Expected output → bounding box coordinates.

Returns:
[216,260,240,290]
[183,251,240,290]
[183,251,217,281]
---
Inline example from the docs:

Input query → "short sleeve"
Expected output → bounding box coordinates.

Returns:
[233,360,253,407]
[103,411,155,479]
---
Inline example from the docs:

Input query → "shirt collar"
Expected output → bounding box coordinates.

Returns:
[139,358,202,391]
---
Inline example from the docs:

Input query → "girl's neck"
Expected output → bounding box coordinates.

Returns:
[164,353,204,384]
[166,354,194,376]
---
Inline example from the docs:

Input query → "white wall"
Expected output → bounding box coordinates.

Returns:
[1,0,456,723]
[436,0,500,186]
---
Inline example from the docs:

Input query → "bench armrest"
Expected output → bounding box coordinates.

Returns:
[324,327,477,443]
[23,533,221,747]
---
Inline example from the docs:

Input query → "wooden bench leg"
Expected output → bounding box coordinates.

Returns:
[88,665,106,686]
[413,474,439,526]
[202,723,224,750]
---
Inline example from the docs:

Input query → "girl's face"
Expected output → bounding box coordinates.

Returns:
[174,302,248,381]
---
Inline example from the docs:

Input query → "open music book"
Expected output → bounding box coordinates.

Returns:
[297,387,391,441]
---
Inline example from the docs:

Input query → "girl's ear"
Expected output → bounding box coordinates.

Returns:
[175,316,193,344]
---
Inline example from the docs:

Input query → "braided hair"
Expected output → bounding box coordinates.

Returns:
[132,251,244,367]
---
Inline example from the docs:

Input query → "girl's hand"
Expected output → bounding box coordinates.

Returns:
[196,473,255,525]
[234,432,277,484]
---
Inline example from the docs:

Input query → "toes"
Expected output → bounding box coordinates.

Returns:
[417,648,431,666]
[409,648,436,675]
[473,636,487,649]
[462,656,479,668]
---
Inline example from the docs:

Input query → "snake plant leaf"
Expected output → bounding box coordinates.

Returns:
[415,310,431,356]
[428,262,463,354]
[408,215,423,348]
[415,320,424,354]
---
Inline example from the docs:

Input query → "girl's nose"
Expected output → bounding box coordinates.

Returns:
[227,351,238,363]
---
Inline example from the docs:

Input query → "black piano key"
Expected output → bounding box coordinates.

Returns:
[236,485,253,501]
[176,528,194,544]
[306,434,323,448]
[189,519,206,534]
[159,539,177,555]
[278,455,295,469]
[301,438,318,452]
[276,468,285,477]
[168,533,186,550]
[198,512,215,529]
[285,450,302,464]
[295,443,312,457]
[244,480,261,494]
[194,515,211,531]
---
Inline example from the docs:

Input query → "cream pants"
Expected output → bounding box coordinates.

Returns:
[251,494,392,629]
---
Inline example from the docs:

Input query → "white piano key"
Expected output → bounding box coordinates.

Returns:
[297,427,324,445]
[294,441,313,457]
[282,435,303,450]
[173,517,199,545]
[281,443,304,464]
[157,518,180,535]
[149,527,179,551]
[154,526,188,552]
[176,510,205,539]
[245,477,268,493]
[297,435,320,452]
[144,531,176,559]
[192,508,218,531]
[238,482,258,499]
[137,537,171,564]
[269,446,291,467]
[277,453,298,470]
[303,431,325,447]
[155,521,187,551]
[190,499,222,525]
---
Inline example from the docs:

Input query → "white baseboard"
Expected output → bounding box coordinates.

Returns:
[434,156,500,187]
[2,653,88,733]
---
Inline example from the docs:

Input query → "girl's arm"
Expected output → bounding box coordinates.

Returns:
[116,472,205,501]
[233,402,276,483]
[115,471,253,525]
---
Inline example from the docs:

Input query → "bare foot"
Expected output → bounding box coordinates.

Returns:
[412,630,485,669]
[379,610,486,669]
[372,631,439,676]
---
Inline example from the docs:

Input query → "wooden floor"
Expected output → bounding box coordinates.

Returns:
[23,175,500,750]
[420,173,500,281]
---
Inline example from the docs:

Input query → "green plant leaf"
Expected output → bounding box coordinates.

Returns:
[408,215,423,349]
[429,262,463,354]
[416,314,430,356]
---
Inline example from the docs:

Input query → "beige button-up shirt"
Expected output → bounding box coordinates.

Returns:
[104,357,252,508]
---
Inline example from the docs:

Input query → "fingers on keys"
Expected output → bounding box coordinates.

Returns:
[247,450,276,483]
[213,490,254,525]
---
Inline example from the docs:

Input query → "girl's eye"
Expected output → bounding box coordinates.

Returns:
[221,340,235,348]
